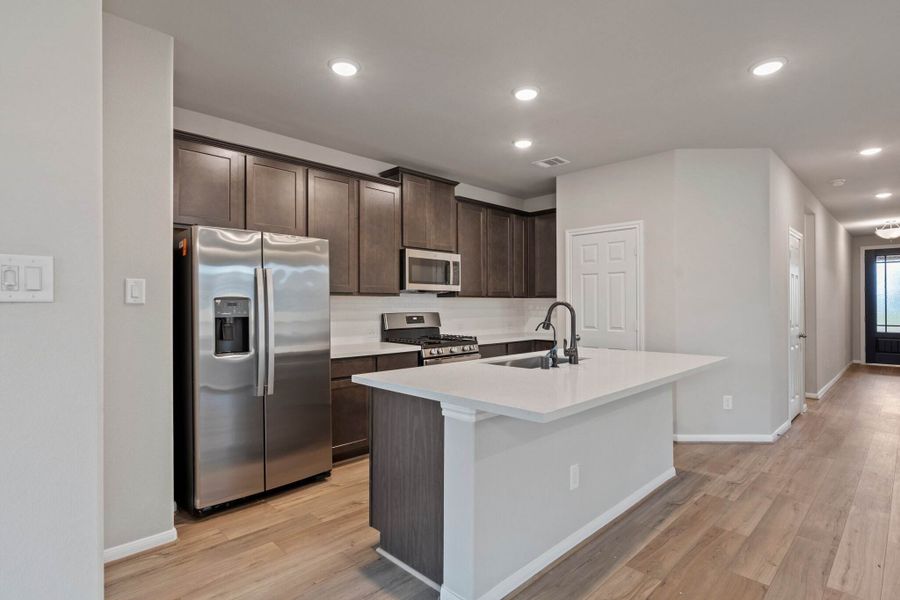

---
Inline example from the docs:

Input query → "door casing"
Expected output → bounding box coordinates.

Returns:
[858,243,900,366]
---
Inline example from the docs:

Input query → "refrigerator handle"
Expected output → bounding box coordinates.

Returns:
[265,268,275,395]
[254,267,266,397]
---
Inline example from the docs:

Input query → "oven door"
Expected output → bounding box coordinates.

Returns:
[402,249,461,292]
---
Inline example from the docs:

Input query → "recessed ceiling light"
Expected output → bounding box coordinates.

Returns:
[513,87,539,101]
[876,192,894,200]
[830,178,847,187]
[860,147,883,157]
[750,58,787,77]
[329,59,359,77]
[513,139,533,149]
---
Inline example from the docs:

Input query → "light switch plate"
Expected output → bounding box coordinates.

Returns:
[0,254,53,302]
[125,278,146,305]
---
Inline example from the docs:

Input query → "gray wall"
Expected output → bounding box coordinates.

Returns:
[851,234,900,362]
[103,14,175,553]
[0,0,104,596]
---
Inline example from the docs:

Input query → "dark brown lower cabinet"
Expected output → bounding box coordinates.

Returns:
[506,341,534,355]
[479,340,553,359]
[331,379,370,462]
[330,352,419,463]
[478,343,508,358]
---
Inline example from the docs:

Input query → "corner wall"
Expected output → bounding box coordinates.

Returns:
[0,1,104,596]
[103,14,175,556]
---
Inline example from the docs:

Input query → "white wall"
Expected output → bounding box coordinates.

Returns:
[851,234,900,362]
[174,108,528,211]
[555,148,851,438]
[103,14,175,556]
[0,1,104,597]
[523,193,556,212]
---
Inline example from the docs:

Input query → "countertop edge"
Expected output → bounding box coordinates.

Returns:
[353,355,726,423]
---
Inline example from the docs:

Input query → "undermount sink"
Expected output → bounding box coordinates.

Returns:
[487,356,588,369]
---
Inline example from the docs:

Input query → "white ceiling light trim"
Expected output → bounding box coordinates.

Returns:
[859,147,883,156]
[329,59,359,77]
[876,192,894,200]
[750,57,787,77]
[513,139,533,149]
[513,87,540,101]
[875,220,900,239]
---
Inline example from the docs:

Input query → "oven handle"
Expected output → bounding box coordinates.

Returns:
[423,353,482,366]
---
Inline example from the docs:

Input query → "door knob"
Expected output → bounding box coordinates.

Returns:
[799,333,807,339]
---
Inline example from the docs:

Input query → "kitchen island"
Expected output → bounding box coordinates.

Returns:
[352,347,724,600]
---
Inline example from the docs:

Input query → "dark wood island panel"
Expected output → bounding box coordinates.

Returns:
[369,388,444,585]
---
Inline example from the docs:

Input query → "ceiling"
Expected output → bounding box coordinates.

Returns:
[104,0,900,234]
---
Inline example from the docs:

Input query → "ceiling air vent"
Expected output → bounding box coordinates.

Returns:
[531,156,570,168]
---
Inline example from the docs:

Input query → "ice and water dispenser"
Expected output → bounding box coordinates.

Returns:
[214,297,250,355]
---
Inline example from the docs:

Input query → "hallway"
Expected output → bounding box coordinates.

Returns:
[105,366,900,600]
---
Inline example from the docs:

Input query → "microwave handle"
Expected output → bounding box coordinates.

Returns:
[452,260,460,286]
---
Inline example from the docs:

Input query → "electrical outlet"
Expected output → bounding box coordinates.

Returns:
[569,464,580,490]
[723,395,733,410]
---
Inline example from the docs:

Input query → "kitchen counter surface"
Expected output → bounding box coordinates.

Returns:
[353,347,724,422]
[331,341,420,359]
[476,331,556,345]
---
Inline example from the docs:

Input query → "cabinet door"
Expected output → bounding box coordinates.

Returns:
[427,180,457,252]
[308,170,359,294]
[478,343,507,358]
[174,140,245,228]
[245,156,306,235]
[457,201,486,297]
[331,378,369,462]
[402,174,430,249]
[486,209,513,297]
[512,214,527,297]
[359,181,401,294]
[528,212,557,298]
[507,341,534,355]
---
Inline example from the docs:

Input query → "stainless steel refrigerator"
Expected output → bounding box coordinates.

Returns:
[174,226,331,512]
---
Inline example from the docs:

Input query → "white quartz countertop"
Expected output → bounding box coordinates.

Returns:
[331,342,420,359]
[352,347,725,422]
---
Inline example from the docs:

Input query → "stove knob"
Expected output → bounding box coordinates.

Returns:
[429,349,438,356]
[449,347,458,353]
[464,345,472,351]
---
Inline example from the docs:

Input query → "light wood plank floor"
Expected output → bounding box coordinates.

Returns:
[106,365,900,599]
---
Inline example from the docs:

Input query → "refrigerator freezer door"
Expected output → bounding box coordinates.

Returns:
[194,227,266,508]
[263,233,332,489]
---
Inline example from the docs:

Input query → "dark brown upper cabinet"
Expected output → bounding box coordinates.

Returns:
[528,211,557,298]
[174,140,245,228]
[308,169,359,294]
[358,181,402,295]
[456,201,486,297]
[512,214,527,297]
[245,156,306,235]
[380,167,458,252]
[486,209,514,297]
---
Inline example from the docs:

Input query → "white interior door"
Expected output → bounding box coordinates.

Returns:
[789,229,805,420]
[568,226,639,350]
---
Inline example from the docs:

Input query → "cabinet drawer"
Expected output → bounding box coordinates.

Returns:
[376,352,420,372]
[331,356,376,379]
[478,343,507,359]
[331,379,369,461]
[533,340,555,352]
[507,341,534,355]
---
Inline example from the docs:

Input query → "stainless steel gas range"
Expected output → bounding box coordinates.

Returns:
[382,312,480,365]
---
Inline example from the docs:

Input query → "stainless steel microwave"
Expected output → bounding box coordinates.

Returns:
[401,248,461,292]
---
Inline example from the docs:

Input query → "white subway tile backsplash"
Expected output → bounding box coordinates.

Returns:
[330,294,552,345]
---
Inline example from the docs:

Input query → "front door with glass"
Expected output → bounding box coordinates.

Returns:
[865,249,900,365]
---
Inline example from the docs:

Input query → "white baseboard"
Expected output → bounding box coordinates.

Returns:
[674,419,791,444]
[805,393,817,399]
[440,586,466,600]
[473,467,677,600]
[104,527,177,563]
[376,547,440,592]
[806,362,852,400]
[852,359,862,364]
